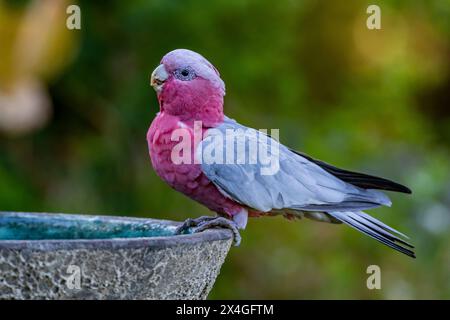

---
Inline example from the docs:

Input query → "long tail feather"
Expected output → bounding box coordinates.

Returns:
[328,211,415,258]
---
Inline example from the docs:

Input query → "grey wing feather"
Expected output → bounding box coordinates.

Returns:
[199,117,392,213]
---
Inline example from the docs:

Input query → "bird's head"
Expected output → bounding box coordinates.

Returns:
[150,49,225,126]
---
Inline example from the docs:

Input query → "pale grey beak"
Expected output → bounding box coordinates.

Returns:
[150,64,169,93]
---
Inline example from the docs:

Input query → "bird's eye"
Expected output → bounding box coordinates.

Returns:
[174,66,196,81]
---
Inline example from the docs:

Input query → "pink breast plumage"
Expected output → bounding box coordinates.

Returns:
[147,112,242,217]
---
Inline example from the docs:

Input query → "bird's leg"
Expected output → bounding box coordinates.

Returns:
[175,215,218,235]
[193,217,242,247]
[175,215,242,246]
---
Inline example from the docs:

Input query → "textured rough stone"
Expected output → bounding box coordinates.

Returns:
[0,212,233,300]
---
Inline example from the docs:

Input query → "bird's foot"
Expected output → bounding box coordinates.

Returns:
[175,216,242,246]
[193,217,242,246]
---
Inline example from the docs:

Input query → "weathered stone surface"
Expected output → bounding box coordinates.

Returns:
[0,212,233,300]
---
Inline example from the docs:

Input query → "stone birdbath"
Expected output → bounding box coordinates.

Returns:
[0,211,233,299]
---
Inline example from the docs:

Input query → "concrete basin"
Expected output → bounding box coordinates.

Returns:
[0,211,233,299]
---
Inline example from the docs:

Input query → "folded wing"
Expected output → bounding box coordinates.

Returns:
[199,118,392,213]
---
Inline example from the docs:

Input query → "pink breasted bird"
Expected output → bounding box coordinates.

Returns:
[148,49,415,258]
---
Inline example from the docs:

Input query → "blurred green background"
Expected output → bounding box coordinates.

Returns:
[1,0,449,299]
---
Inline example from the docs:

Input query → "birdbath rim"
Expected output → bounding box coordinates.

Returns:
[0,211,233,251]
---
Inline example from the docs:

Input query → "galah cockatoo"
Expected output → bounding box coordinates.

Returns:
[148,49,414,258]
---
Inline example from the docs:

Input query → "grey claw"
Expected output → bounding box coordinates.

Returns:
[175,215,217,235]
[175,218,193,235]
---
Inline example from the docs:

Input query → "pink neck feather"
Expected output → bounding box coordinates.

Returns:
[158,77,224,127]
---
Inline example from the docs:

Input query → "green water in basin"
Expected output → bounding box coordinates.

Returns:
[0,215,175,240]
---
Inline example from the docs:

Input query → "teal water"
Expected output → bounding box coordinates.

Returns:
[0,216,175,240]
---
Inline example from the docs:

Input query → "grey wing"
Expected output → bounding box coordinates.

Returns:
[198,117,392,213]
